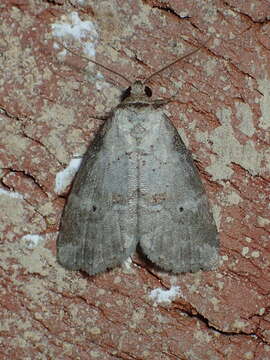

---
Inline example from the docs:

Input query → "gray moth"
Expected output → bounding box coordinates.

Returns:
[57,42,219,275]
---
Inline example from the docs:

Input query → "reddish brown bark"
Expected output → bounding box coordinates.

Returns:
[1,1,269,359]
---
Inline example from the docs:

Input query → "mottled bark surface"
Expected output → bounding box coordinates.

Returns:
[0,0,269,359]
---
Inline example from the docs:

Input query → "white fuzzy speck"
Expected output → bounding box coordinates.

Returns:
[96,72,104,80]
[242,247,249,256]
[123,257,133,269]
[257,216,270,227]
[259,308,265,315]
[123,257,132,268]
[179,11,189,18]
[21,234,43,249]
[51,12,98,57]
[251,251,260,258]
[0,188,23,200]
[55,157,82,194]
[149,286,181,305]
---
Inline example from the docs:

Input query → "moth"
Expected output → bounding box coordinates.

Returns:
[57,40,219,275]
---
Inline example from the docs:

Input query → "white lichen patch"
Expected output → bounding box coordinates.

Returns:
[225,190,243,205]
[0,192,46,239]
[21,234,43,249]
[19,246,53,275]
[0,188,23,200]
[51,12,99,57]
[235,101,255,137]
[198,106,266,180]
[257,78,270,131]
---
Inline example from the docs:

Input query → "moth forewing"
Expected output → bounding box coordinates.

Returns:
[57,41,219,275]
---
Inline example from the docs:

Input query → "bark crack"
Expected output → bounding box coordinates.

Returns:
[20,125,64,167]
[149,2,191,21]
[222,1,270,24]
[134,261,269,344]
[1,168,47,220]
[2,167,48,197]
[175,304,268,344]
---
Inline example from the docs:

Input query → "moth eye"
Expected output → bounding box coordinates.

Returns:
[179,207,184,212]
[145,86,152,97]
[92,205,97,212]
[121,86,131,101]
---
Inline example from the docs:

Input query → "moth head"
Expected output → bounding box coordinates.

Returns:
[121,80,152,102]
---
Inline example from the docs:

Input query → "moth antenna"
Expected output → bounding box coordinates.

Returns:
[54,40,132,86]
[143,37,212,84]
